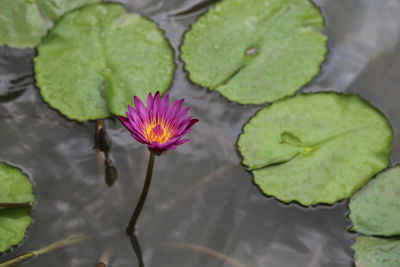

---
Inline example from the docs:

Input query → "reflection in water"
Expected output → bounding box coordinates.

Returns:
[169,0,220,17]
[162,242,248,267]
[162,163,233,210]
[130,234,145,267]
[0,48,33,103]
[95,120,119,187]
[0,87,26,103]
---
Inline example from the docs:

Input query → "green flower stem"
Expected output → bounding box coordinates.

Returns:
[126,152,156,235]
[0,234,88,267]
[0,201,32,208]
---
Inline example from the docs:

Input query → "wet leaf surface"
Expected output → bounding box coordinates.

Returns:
[35,3,175,121]
[0,0,101,48]
[353,236,400,267]
[0,0,46,48]
[350,166,400,236]
[0,162,34,253]
[238,93,392,205]
[181,0,327,104]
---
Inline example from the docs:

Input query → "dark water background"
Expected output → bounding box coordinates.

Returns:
[0,0,400,266]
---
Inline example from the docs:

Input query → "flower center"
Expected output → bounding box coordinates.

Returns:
[145,123,172,144]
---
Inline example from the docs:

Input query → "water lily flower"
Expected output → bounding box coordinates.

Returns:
[119,92,198,236]
[119,92,198,154]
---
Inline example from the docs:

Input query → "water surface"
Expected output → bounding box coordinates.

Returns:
[0,0,400,266]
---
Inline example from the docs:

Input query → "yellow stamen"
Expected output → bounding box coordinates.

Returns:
[144,121,173,144]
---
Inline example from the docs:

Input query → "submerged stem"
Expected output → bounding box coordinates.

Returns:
[0,201,32,208]
[126,152,156,235]
[0,234,88,267]
[96,248,113,267]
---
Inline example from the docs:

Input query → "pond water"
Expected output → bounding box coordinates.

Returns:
[0,0,400,266]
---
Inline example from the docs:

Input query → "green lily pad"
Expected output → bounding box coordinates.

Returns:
[36,0,101,21]
[0,162,34,253]
[349,166,400,236]
[353,236,400,267]
[0,0,100,48]
[34,3,175,121]
[181,0,327,104]
[237,93,393,205]
[0,0,46,48]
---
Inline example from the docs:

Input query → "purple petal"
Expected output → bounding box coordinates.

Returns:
[158,94,170,119]
[153,92,161,122]
[162,138,190,151]
[127,106,143,125]
[173,116,193,131]
[131,132,148,144]
[161,94,170,110]
[118,116,135,132]
[134,96,147,119]
[146,92,154,111]
[175,106,190,120]
[147,141,168,154]
[154,91,161,103]
[176,118,199,137]
[174,138,190,145]
[165,99,184,122]
[187,118,199,129]
[163,145,177,151]
[120,92,197,152]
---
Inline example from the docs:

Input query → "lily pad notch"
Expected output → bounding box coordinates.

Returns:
[181,0,328,105]
[0,162,34,253]
[237,93,393,206]
[34,3,175,122]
